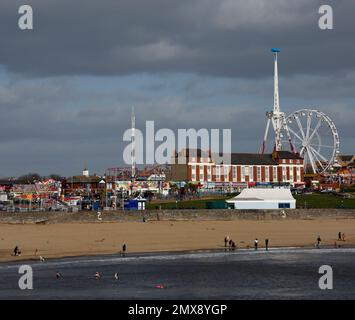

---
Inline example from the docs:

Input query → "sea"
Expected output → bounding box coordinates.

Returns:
[0,248,354,299]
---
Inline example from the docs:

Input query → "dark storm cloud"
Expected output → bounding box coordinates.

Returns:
[0,0,354,176]
[1,0,354,78]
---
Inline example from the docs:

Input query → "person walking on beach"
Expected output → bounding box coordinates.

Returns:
[342,233,346,241]
[254,238,258,250]
[316,236,322,249]
[122,243,127,257]
[13,246,21,256]
[338,232,342,241]
[265,239,269,251]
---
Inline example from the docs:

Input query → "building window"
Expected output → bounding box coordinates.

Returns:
[232,166,237,181]
[199,165,204,181]
[289,167,293,182]
[296,167,301,182]
[282,167,286,181]
[224,165,229,181]
[257,166,261,181]
[191,165,196,181]
[282,159,286,164]
[241,166,245,182]
[207,166,212,181]
[216,166,221,181]
[278,203,290,209]
[265,166,269,182]
[249,166,253,181]
[273,166,278,181]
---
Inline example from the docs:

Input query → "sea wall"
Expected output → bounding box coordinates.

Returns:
[0,208,355,224]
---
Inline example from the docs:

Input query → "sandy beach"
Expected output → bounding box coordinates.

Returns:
[1,218,355,262]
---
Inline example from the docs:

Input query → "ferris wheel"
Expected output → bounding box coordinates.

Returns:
[284,109,340,174]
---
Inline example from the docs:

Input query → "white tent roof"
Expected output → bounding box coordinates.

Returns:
[226,188,295,202]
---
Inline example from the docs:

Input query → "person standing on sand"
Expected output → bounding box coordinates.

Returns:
[338,232,342,241]
[122,243,127,257]
[316,236,321,249]
[254,239,258,250]
[342,233,346,241]
[224,236,229,247]
[265,239,269,251]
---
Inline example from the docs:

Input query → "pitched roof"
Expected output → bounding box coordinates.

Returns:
[338,155,354,162]
[226,188,295,202]
[64,176,102,183]
[229,153,277,165]
[178,149,303,164]
[273,151,303,159]
[0,180,14,186]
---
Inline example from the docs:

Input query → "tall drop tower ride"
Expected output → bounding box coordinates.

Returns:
[259,48,295,154]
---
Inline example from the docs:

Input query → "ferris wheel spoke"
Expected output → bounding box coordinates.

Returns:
[306,112,312,140]
[308,118,322,142]
[308,147,325,170]
[309,145,328,163]
[288,127,304,143]
[306,148,317,174]
[294,115,306,140]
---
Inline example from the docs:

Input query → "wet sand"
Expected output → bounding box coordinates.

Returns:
[0,219,354,262]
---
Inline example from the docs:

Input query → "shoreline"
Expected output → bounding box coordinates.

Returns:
[2,245,355,266]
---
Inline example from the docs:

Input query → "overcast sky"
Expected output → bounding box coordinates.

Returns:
[0,0,354,177]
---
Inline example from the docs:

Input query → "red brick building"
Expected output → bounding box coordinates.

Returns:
[170,149,304,189]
